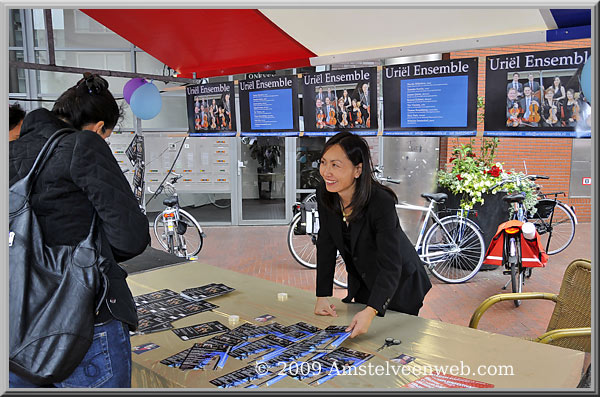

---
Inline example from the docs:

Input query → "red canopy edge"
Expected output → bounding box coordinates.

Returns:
[81,9,316,78]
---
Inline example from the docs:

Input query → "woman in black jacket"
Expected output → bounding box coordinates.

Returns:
[9,73,150,388]
[314,132,431,338]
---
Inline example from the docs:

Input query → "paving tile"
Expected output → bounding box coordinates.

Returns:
[147,223,591,340]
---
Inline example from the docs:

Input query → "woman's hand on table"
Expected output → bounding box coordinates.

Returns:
[314,297,338,317]
[346,306,377,338]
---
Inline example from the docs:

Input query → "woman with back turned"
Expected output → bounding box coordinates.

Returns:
[9,73,150,388]
[314,131,432,338]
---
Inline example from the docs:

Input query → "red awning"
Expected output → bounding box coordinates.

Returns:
[82,9,590,80]
[81,9,316,78]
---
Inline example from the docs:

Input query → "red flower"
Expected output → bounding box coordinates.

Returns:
[449,156,456,162]
[467,152,476,158]
[456,174,463,181]
[487,165,501,177]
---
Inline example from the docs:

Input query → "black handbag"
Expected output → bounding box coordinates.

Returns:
[9,129,109,385]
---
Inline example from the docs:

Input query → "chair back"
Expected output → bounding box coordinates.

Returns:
[546,259,591,352]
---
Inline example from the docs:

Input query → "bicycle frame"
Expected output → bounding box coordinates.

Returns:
[395,201,467,261]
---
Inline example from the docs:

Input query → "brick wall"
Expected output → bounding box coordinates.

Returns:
[439,39,591,222]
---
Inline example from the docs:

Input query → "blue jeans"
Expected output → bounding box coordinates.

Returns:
[9,319,132,388]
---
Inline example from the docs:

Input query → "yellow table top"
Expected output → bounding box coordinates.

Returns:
[127,261,584,389]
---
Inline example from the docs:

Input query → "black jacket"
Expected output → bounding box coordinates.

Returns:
[9,109,150,330]
[316,184,432,316]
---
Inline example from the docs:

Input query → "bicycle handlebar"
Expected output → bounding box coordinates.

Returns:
[491,174,548,190]
[379,176,401,184]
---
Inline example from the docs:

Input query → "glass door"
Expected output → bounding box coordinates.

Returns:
[238,136,288,224]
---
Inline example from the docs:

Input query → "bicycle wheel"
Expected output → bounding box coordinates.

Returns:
[333,254,347,288]
[422,216,485,283]
[287,213,318,269]
[531,199,576,255]
[154,209,204,257]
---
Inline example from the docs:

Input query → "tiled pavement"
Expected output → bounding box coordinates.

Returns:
[148,222,592,340]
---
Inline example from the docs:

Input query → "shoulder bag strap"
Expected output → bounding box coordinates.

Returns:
[21,128,76,197]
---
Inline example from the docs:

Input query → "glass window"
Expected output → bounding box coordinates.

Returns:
[59,10,131,49]
[135,52,172,76]
[141,95,188,129]
[296,137,324,190]
[35,50,132,95]
[9,50,27,93]
[9,9,24,47]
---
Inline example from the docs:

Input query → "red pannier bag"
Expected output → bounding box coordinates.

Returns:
[483,220,548,268]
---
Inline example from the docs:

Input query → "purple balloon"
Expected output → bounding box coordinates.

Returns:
[123,78,147,104]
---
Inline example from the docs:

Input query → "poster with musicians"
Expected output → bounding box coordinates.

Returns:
[238,75,300,136]
[382,58,478,136]
[484,48,591,138]
[186,82,236,137]
[301,67,378,136]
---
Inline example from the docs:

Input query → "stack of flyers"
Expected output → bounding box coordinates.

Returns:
[133,289,179,306]
[210,365,270,388]
[135,316,173,335]
[172,321,230,341]
[229,335,294,360]
[303,347,374,385]
[178,342,232,371]
[180,283,235,301]
[205,333,246,349]
[227,323,264,340]
[160,347,195,368]
[160,300,219,321]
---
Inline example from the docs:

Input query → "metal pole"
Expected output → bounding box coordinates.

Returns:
[10,61,199,84]
[43,9,56,66]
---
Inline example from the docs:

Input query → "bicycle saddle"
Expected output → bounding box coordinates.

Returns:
[163,196,179,207]
[502,193,526,203]
[421,193,448,203]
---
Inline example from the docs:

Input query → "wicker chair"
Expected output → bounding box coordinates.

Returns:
[469,258,591,352]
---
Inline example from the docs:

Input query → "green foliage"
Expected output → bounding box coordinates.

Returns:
[438,137,538,213]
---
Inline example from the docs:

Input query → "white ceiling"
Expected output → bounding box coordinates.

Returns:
[261,9,552,56]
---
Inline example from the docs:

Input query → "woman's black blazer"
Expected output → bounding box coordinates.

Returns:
[316,184,432,316]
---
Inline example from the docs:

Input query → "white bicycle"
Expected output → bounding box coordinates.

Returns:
[148,172,206,258]
[287,170,485,287]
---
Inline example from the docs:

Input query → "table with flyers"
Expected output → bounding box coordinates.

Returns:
[126,261,585,389]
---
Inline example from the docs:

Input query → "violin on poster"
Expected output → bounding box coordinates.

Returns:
[340,111,348,127]
[548,102,558,124]
[328,108,337,126]
[506,104,521,127]
[522,102,541,125]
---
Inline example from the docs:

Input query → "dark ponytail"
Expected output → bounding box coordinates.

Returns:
[319,131,397,222]
[52,72,122,131]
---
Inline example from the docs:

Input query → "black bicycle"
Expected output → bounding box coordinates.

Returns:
[528,185,577,255]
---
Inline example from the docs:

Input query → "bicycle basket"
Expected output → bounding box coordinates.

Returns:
[534,201,556,218]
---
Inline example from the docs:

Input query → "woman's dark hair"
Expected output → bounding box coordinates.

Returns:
[319,131,397,221]
[52,72,122,131]
[9,103,26,130]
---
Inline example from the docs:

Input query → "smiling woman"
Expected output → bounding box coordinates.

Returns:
[314,131,432,340]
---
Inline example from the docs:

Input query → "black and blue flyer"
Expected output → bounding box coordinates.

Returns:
[383,58,478,136]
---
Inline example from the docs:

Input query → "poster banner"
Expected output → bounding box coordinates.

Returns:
[186,82,236,137]
[301,67,378,136]
[484,48,591,138]
[126,134,145,209]
[382,58,478,136]
[238,75,300,136]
